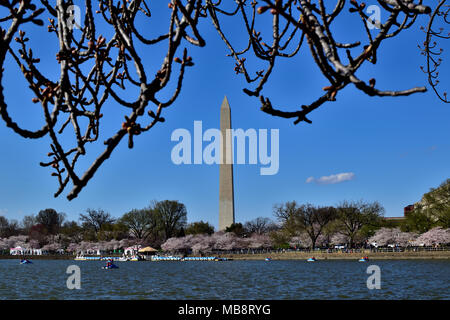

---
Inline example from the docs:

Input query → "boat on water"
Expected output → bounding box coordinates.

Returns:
[358,257,369,262]
[214,257,231,261]
[116,257,129,262]
[150,256,231,262]
[151,255,182,261]
[265,257,272,261]
[74,255,101,261]
[307,257,317,262]
[20,259,32,264]
[74,255,133,261]
[182,256,230,261]
[115,255,144,261]
[102,259,119,269]
[128,255,144,261]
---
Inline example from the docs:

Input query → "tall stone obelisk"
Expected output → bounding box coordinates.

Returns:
[219,96,235,231]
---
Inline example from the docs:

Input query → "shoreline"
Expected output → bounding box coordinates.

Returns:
[221,251,450,260]
[1,251,449,261]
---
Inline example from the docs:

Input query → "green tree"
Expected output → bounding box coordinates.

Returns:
[272,202,338,249]
[225,223,246,237]
[185,221,215,236]
[269,229,291,249]
[29,224,47,247]
[335,200,384,248]
[20,215,37,234]
[60,221,84,243]
[400,210,435,233]
[0,216,9,238]
[153,200,187,241]
[244,217,277,235]
[273,201,300,225]
[80,209,115,234]
[110,221,131,241]
[36,208,66,234]
[120,208,158,240]
[287,204,337,250]
[272,201,303,238]
[417,179,450,228]
[0,216,20,238]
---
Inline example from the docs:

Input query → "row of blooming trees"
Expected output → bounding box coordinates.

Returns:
[0,235,139,255]
[0,200,191,254]
[269,200,385,249]
[161,232,272,254]
[1,196,449,255]
[160,226,450,255]
[368,227,450,247]
[158,199,450,255]
[267,198,450,250]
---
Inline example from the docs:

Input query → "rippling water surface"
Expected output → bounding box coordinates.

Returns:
[0,259,448,299]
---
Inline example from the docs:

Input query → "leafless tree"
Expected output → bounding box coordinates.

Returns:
[152,200,187,241]
[244,216,277,235]
[208,0,431,124]
[335,200,384,248]
[0,1,445,200]
[120,207,158,240]
[79,208,115,233]
[420,0,449,103]
[273,200,299,223]
[283,203,336,249]
[0,0,204,200]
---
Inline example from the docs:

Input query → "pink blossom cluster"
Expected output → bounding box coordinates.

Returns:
[412,227,450,246]
[369,228,420,247]
[161,232,272,253]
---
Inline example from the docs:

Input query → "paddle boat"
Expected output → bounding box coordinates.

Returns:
[102,260,119,269]
[307,257,317,262]
[182,256,227,261]
[214,257,231,261]
[265,257,272,261]
[20,259,32,264]
[358,256,369,262]
[128,255,144,261]
[75,255,102,261]
[102,264,119,269]
[117,256,129,262]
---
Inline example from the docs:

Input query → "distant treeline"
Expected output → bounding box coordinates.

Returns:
[0,179,449,254]
[0,200,194,251]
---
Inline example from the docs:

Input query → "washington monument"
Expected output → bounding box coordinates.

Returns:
[219,96,235,231]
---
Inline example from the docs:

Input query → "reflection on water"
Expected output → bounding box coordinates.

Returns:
[0,259,448,299]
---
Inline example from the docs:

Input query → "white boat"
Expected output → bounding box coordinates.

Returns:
[74,255,90,261]
[75,255,103,261]
[75,255,122,261]
[151,255,182,261]
[114,255,144,262]
[129,256,143,261]
[20,259,32,264]
[116,257,129,262]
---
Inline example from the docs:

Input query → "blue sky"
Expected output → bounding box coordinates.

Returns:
[0,1,449,229]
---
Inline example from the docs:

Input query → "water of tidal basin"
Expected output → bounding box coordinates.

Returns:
[0,259,448,299]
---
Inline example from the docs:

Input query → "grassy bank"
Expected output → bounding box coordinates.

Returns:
[220,250,450,260]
